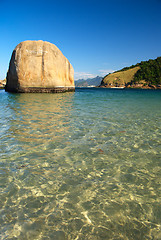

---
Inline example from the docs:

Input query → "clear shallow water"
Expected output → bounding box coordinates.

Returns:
[0,88,161,240]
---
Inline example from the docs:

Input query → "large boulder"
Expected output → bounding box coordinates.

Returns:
[5,40,75,93]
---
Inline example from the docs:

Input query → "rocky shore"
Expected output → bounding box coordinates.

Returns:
[100,57,161,89]
[125,83,161,89]
[100,83,161,89]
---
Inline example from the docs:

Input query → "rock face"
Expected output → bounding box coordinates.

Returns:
[5,40,75,93]
[0,79,6,89]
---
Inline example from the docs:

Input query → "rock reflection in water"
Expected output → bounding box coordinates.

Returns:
[6,93,74,152]
[0,89,161,240]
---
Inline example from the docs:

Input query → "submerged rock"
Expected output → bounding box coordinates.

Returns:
[5,40,75,93]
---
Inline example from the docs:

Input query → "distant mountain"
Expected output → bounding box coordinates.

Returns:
[100,57,161,89]
[75,76,102,87]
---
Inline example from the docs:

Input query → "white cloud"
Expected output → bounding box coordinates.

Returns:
[98,69,115,76]
[74,72,97,80]
[74,69,115,80]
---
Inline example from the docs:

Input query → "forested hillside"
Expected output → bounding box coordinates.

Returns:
[101,57,161,88]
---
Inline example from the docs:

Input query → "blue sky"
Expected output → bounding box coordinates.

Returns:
[0,0,161,80]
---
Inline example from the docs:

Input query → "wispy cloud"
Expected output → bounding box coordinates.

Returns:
[74,69,115,80]
[98,69,115,76]
[74,72,97,80]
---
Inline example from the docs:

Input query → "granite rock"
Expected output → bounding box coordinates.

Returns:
[5,40,75,93]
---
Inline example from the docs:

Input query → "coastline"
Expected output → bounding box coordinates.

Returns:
[99,84,161,90]
[1,82,161,91]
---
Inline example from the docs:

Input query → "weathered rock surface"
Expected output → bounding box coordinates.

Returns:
[0,79,6,89]
[5,40,75,93]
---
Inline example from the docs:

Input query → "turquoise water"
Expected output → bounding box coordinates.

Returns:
[0,88,161,240]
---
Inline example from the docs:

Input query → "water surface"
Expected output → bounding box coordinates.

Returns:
[0,88,161,239]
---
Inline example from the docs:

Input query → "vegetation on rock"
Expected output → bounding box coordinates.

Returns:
[133,57,161,85]
[101,57,161,88]
[101,67,140,87]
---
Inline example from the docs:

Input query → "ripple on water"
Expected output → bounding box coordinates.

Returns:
[0,89,161,239]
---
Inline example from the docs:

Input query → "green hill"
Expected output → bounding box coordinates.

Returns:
[100,57,161,89]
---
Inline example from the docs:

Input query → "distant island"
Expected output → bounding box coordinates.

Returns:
[100,57,161,89]
[75,76,102,87]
